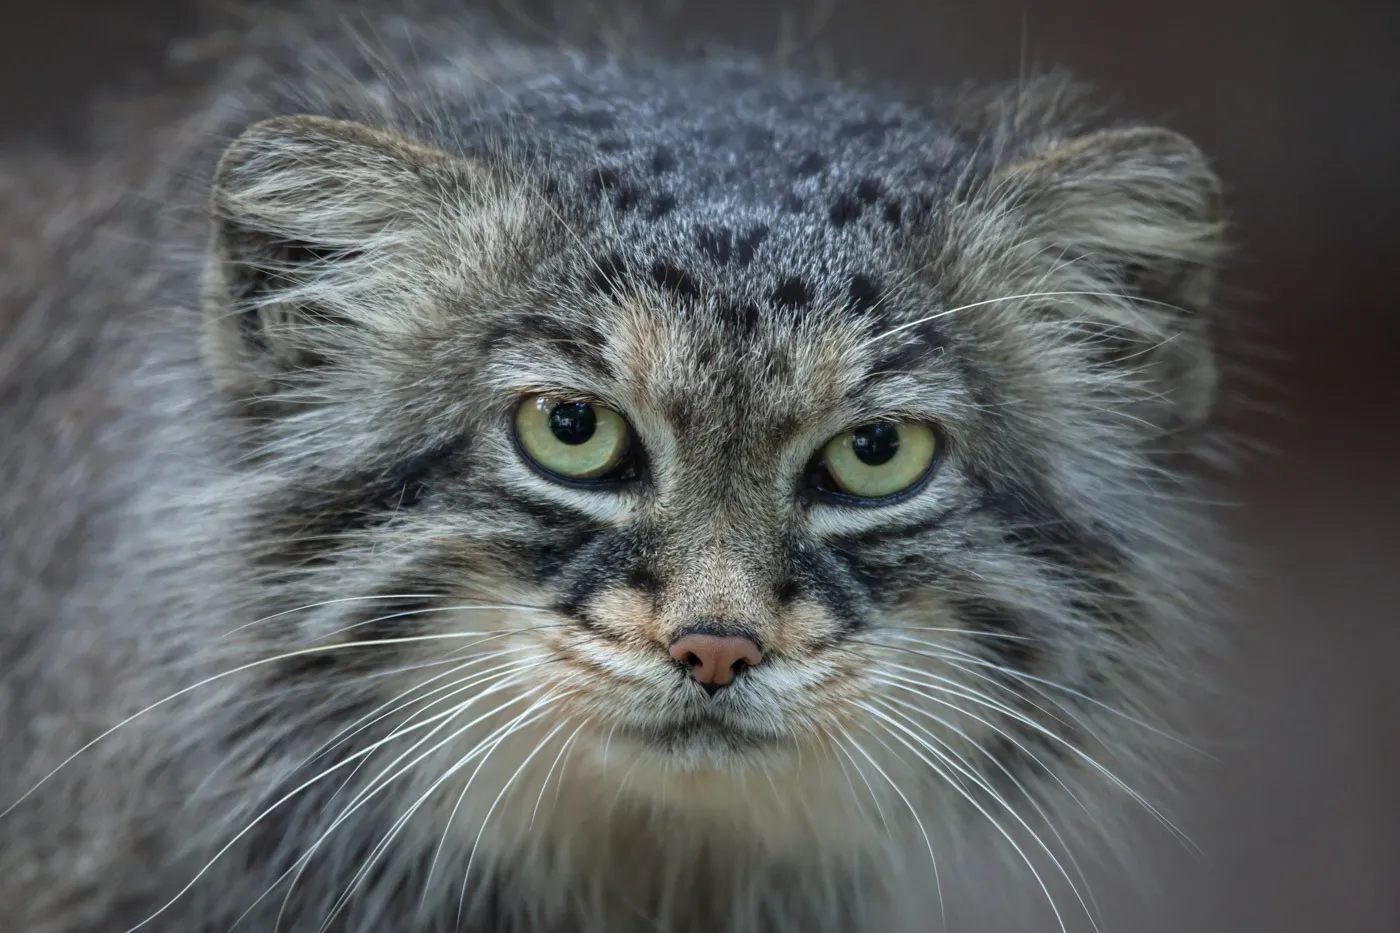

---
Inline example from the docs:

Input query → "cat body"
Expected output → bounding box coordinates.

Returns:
[0,4,1226,931]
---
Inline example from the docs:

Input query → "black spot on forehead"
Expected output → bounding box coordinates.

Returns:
[585,252,628,296]
[587,166,622,194]
[651,261,699,298]
[718,301,761,334]
[461,58,978,293]
[794,151,827,177]
[847,274,882,313]
[735,225,769,265]
[646,193,677,219]
[697,226,733,265]
[649,146,677,174]
[855,178,884,203]
[829,194,863,228]
[611,185,642,212]
[771,277,812,310]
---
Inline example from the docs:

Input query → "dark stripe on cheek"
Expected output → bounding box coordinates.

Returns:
[550,529,650,631]
[268,580,453,678]
[968,463,1128,572]
[506,524,600,580]
[342,589,445,641]
[789,546,866,633]
[254,436,469,573]
[826,505,961,554]
[948,598,1040,675]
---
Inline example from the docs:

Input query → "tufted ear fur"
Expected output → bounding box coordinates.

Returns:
[202,115,493,406]
[991,126,1226,429]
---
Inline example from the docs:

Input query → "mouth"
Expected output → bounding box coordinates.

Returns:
[623,699,782,755]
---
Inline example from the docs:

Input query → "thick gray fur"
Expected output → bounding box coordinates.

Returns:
[0,2,1228,931]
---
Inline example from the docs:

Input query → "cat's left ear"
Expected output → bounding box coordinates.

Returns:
[995,126,1224,313]
[988,127,1226,427]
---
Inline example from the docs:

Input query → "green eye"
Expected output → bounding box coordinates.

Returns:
[818,422,939,501]
[514,395,632,481]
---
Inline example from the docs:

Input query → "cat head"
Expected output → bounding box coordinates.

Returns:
[199,67,1224,863]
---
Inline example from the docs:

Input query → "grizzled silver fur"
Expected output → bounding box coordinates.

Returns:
[0,2,1228,931]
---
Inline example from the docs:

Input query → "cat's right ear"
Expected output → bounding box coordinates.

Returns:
[202,115,497,405]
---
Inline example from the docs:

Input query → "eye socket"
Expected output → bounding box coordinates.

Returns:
[514,395,634,483]
[813,422,939,502]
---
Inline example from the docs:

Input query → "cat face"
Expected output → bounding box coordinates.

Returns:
[203,101,1223,848]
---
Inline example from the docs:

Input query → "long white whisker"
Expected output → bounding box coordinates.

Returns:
[855,637,1083,735]
[861,714,1074,933]
[219,594,547,637]
[865,696,1100,933]
[856,289,1190,352]
[313,605,559,642]
[873,690,1106,930]
[530,718,590,829]
[317,656,549,812]
[125,723,416,933]
[882,636,1202,752]
[312,686,558,931]
[423,689,574,908]
[220,594,446,637]
[1,632,555,819]
[835,727,944,925]
[827,732,892,836]
[225,663,548,931]
[873,661,1196,852]
[309,643,553,770]
[457,713,575,920]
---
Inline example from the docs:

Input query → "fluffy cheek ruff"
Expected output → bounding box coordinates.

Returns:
[356,571,1135,868]
[375,645,894,866]
[380,624,917,857]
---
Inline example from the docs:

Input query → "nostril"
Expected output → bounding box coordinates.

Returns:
[668,630,763,692]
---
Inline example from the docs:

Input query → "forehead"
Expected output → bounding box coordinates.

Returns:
[488,279,958,452]
[457,59,981,329]
[458,61,984,430]
[470,58,975,230]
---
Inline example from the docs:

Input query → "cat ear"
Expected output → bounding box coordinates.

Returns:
[993,127,1227,428]
[201,115,487,403]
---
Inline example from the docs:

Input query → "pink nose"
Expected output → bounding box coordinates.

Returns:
[669,633,763,693]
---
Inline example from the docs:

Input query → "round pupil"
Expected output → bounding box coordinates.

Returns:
[548,402,597,446]
[851,424,900,466]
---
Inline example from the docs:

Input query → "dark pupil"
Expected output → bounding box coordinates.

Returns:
[549,402,597,445]
[851,423,900,466]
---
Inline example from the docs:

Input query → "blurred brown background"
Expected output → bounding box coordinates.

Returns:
[3,0,1396,930]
